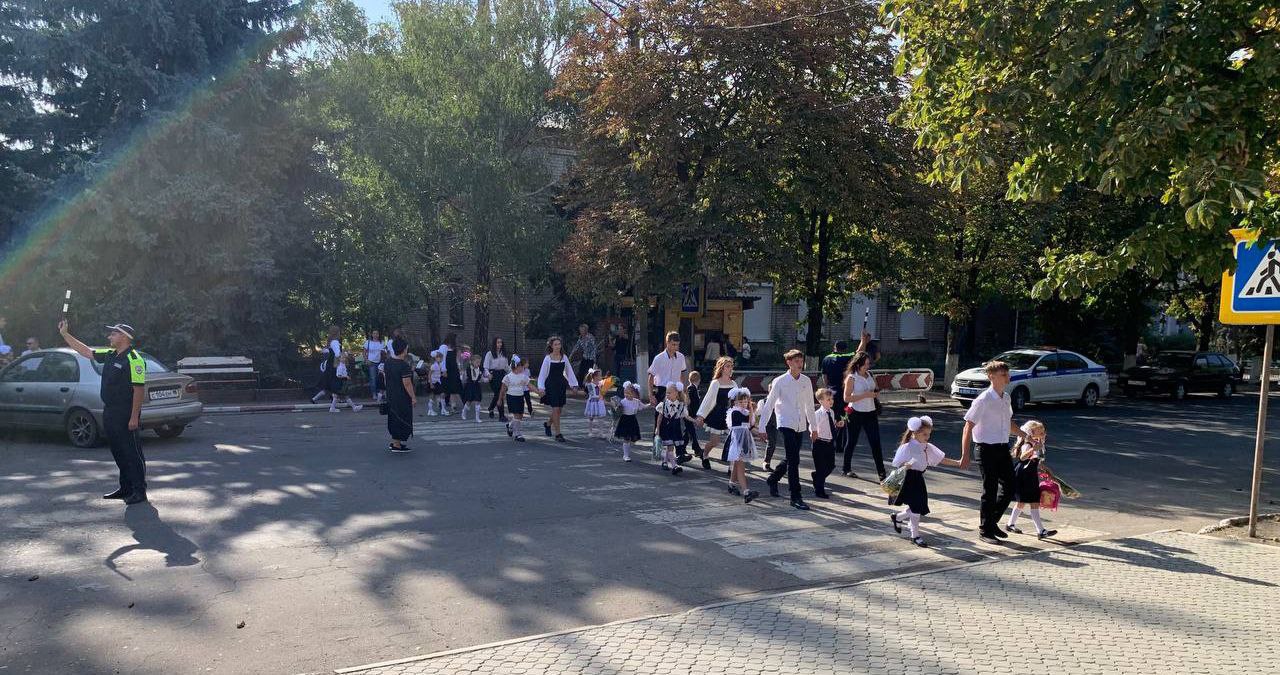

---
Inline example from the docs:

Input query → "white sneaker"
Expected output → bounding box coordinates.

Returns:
[427,408,437,417]
[329,406,339,413]
[461,408,468,420]
[352,403,363,412]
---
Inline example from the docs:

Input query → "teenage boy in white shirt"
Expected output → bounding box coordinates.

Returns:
[959,360,1029,544]
[647,332,688,453]
[755,349,816,511]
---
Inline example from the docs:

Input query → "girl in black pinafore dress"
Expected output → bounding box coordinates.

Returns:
[695,357,735,470]
[536,336,579,442]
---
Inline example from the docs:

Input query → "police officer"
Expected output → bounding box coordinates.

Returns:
[59,319,148,504]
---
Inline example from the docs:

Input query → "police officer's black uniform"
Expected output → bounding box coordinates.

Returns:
[95,345,147,502]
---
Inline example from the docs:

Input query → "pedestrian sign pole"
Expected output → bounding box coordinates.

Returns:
[1220,228,1279,538]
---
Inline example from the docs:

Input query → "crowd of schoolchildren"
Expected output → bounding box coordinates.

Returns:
[314,327,1071,548]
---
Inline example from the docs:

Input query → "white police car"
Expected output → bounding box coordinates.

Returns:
[951,348,1110,412]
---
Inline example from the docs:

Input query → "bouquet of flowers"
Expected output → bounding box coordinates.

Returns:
[880,465,908,497]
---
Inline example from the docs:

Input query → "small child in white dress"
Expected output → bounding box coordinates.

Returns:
[583,368,608,438]
[889,416,961,547]
[612,382,649,462]
[724,387,759,503]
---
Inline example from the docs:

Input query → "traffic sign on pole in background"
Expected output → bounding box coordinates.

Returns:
[1220,228,1280,324]
[1218,227,1275,539]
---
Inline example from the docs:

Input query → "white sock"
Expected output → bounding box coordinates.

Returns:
[907,513,921,539]
[622,442,631,460]
[512,418,522,437]
[474,406,481,423]
[1028,509,1046,533]
[1008,507,1022,528]
[896,507,913,521]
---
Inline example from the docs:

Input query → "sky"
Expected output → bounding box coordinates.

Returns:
[353,1,397,23]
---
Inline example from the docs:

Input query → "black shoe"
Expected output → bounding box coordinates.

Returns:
[506,423,513,437]
[979,531,1002,544]
[767,479,780,498]
[671,466,683,476]
[103,489,129,500]
[890,513,902,533]
[814,490,830,499]
[1005,525,1023,534]
[790,499,810,511]
[515,435,526,442]
[123,492,148,505]
[1038,529,1058,540]
[555,434,566,442]
[728,483,741,495]
[676,453,691,465]
[764,463,772,472]
[701,458,712,470]
[489,410,495,419]
[499,413,508,423]
[878,471,887,482]
[911,536,928,548]
[843,470,858,478]
[992,528,1009,539]
[743,490,758,504]
[544,422,552,437]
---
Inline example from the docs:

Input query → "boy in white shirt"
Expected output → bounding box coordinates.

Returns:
[754,349,816,511]
[959,360,1029,544]
[809,388,845,499]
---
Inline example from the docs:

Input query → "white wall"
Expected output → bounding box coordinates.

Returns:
[742,284,774,342]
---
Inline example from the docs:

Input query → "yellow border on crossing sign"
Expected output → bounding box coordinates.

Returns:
[1220,228,1280,325]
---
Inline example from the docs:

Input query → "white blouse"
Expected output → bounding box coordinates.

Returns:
[697,378,734,419]
[484,352,510,373]
[502,371,530,396]
[617,398,649,415]
[846,372,877,413]
[536,355,580,390]
[892,440,946,472]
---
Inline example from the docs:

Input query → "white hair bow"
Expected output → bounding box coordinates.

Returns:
[907,416,934,432]
[666,381,684,392]
[511,354,521,365]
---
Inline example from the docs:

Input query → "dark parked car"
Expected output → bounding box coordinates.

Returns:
[1118,351,1241,400]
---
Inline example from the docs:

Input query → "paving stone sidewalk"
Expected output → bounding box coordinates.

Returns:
[336,531,1279,674]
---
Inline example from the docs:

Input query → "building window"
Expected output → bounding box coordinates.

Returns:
[741,284,774,342]
[849,294,879,338]
[899,308,926,340]
[448,284,465,328]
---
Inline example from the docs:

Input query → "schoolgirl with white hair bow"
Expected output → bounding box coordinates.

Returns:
[427,349,446,416]
[498,355,532,441]
[889,415,962,547]
[656,382,696,475]
[724,386,760,503]
[612,381,650,461]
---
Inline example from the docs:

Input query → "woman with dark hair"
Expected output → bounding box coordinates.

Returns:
[312,325,342,404]
[841,351,885,479]
[483,336,510,421]
[384,338,416,452]
[535,336,579,442]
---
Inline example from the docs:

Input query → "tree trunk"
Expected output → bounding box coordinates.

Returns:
[943,317,960,388]
[804,210,829,359]
[1198,296,1214,351]
[473,245,492,352]
[634,293,651,400]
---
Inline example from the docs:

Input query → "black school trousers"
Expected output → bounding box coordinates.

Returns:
[977,442,1015,533]
[767,428,804,500]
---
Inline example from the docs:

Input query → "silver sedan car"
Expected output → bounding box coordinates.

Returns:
[0,348,203,447]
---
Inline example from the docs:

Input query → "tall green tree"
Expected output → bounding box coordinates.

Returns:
[302,0,580,349]
[0,2,319,373]
[556,0,924,354]
[888,0,1280,289]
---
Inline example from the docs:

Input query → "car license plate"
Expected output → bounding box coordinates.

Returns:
[1127,380,1146,387]
[958,388,979,396]
[149,388,179,401]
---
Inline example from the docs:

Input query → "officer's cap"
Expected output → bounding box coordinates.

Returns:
[105,323,135,340]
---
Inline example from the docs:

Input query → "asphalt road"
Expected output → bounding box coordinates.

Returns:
[0,392,1276,674]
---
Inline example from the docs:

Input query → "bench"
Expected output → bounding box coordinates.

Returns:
[177,356,259,390]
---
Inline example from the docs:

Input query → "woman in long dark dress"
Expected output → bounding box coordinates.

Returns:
[535,336,579,442]
[384,338,416,452]
[442,334,463,414]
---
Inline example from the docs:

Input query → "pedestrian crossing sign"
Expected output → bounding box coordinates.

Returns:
[1221,229,1280,324]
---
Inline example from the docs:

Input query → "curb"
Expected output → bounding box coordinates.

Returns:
[1196,513,1280,534]
[332,527,1149,674]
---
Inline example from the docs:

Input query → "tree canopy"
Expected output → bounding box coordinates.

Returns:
[888,0,1280,289]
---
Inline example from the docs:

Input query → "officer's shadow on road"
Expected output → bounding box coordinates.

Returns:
[104,502,200,580]
[1049,537,1277,587]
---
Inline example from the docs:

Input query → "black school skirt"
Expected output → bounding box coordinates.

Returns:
[891,469,931,516]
